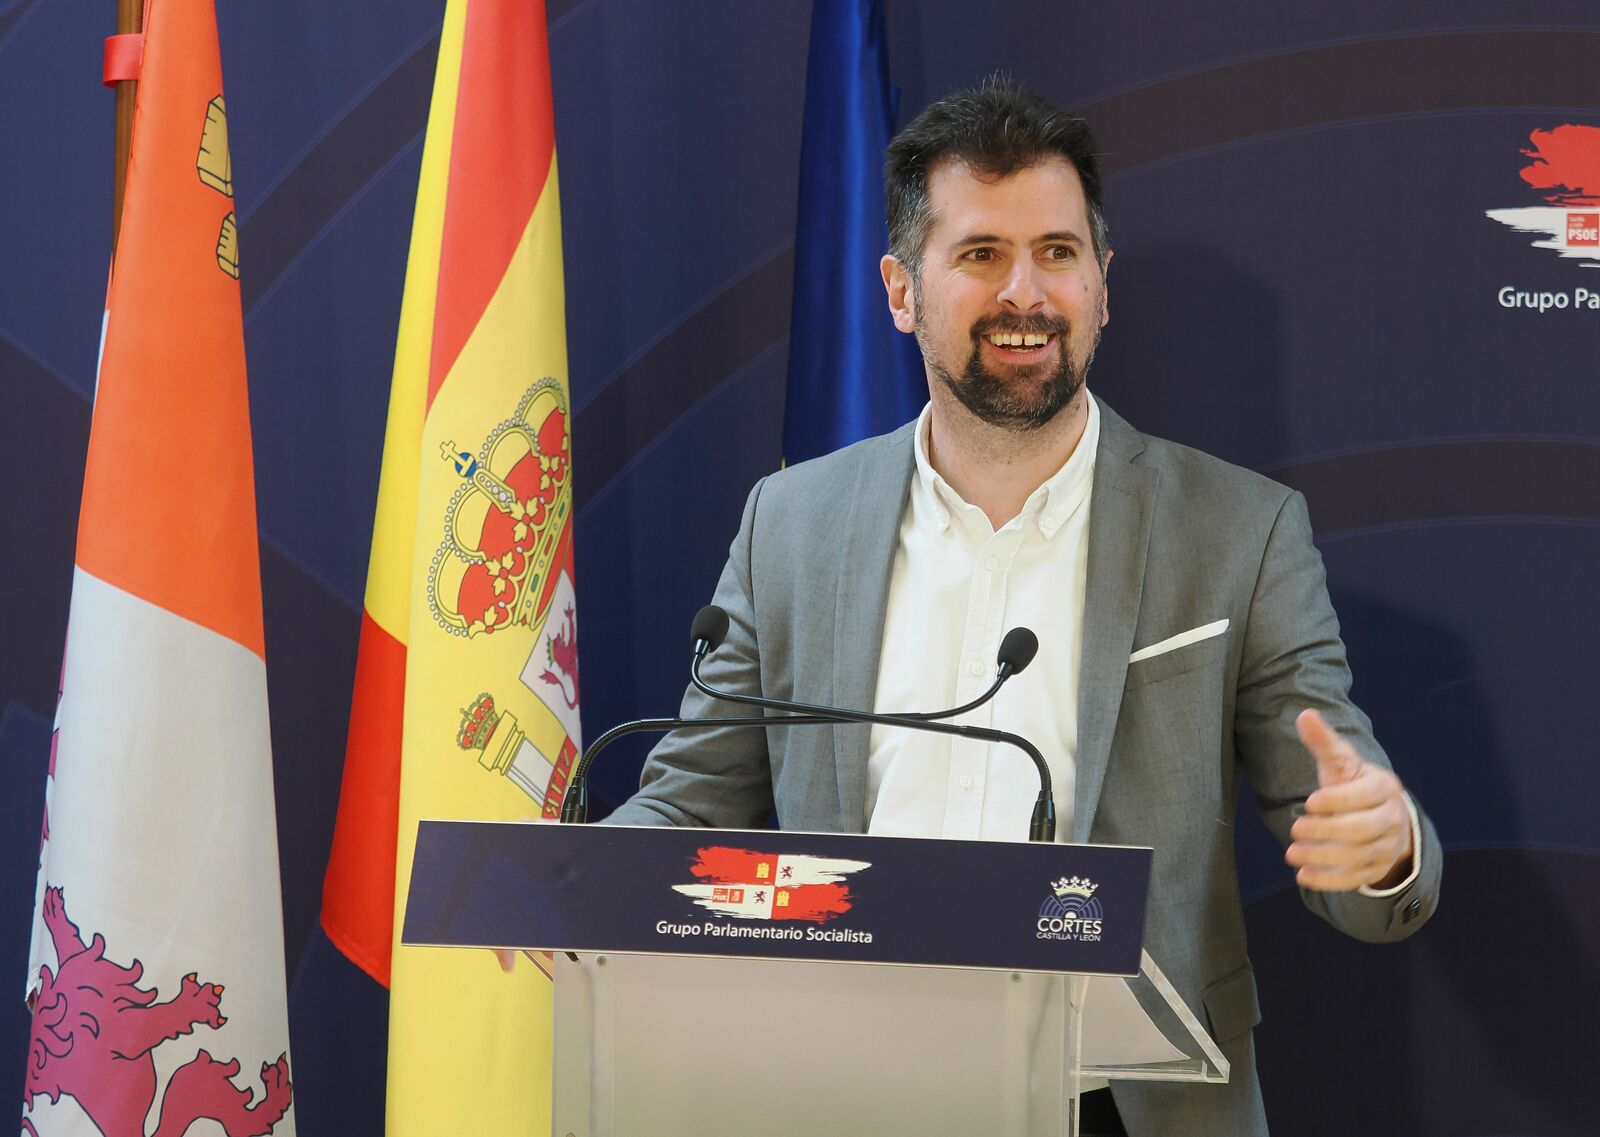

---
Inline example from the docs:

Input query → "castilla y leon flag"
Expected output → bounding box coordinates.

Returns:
[318,0,579,1129]
[22,2,294,1136]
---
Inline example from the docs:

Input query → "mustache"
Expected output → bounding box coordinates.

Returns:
[970,314,1072,338]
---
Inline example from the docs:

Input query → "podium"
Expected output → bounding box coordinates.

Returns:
[402,821,1228,1137]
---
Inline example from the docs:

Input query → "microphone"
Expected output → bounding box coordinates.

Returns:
[689,604,729,656]
[691,607,1038,723]
[687,606,1056,842]
[559,613,1048,835]
[560,604,853,823]
[997,626,1039,678]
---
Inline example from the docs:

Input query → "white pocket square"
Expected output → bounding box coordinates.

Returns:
[1128,619,1230,664]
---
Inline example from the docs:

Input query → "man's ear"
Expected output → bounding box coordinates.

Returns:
[1098,249,1112,329]
[881,254,917,334]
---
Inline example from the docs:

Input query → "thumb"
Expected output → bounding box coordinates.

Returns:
[1295,709,1361,788]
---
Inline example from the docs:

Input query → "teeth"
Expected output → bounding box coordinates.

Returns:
[987,333,1051,347]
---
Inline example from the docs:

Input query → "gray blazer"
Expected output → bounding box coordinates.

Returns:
[607,401,1442,1136]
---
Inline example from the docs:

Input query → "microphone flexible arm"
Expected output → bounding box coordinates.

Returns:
[563,646,1023,824]
[560,708,853,824]
[689,649,1056,842]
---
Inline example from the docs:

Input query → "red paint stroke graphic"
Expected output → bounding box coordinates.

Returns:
[676,846,871,924]
[689,846,782,885]
[768,883,853,922]
[1519,124,1600,206]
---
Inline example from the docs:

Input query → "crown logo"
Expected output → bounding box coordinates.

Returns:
[456,692,499,752]
[1051,876,1098,899]
[456,691,527,779]
[428,379,573,640]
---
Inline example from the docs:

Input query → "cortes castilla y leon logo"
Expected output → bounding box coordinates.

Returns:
[1036,875,1105,942]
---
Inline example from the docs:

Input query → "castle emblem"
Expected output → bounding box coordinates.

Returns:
[196,95,238,278]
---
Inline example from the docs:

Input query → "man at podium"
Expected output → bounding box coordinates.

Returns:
[606,80,1441,1136]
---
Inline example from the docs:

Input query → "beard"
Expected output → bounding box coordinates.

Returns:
[916,308,1099,432]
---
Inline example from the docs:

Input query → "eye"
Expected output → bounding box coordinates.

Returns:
[1043,244,1075,262]
[962,247,997,263]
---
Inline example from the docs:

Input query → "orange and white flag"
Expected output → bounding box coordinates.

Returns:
[22,2,294,1134]
[318,0,580,1130]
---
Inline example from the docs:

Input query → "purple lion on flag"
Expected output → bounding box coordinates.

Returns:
[23,887,292,1137]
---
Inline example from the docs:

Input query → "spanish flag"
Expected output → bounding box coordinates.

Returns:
[319,0,579,1130]
[24,1,293,1134]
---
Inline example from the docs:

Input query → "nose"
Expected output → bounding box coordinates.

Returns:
[995,259,1047,313]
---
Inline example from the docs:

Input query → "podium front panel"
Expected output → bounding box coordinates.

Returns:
[405,820,1153,976]
[553,952,1085,1137]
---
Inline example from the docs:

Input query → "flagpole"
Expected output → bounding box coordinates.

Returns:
[112,0,143,250]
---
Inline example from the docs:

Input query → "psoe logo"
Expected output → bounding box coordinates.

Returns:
[1036,875,1104,942]
[1485,124,1600,266]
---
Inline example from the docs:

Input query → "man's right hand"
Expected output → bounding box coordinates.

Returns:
[494,947,529,972]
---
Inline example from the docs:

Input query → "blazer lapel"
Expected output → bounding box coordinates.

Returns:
[830,426,916,828]
[1073,404,1158,842]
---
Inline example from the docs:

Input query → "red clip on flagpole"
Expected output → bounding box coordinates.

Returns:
[102,32,144,86]
[109,0,146,253]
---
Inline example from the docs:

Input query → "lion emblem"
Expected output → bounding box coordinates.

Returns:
[23,887,292,1137]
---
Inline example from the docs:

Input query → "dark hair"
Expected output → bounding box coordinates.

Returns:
[884,77,1110,275]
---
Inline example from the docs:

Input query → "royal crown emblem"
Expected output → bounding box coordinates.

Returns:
[1051,876,1098,899]
[428,379,573,639]
[456,692,506,755]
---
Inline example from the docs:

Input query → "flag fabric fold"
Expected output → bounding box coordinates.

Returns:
[783,0,926,464]
[23,1,294,1134]
[319,0,580,1129]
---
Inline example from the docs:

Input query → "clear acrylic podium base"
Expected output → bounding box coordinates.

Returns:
[552,949,1226,1137]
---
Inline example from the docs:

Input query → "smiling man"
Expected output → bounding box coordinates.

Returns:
[606,79,1440,1136]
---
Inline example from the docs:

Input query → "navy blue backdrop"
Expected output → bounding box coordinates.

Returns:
[3,2,1597,1133]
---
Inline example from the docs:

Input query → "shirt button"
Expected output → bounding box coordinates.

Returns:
[969,662,985,676]
[985,555,1000,570]
[959,775,973,789]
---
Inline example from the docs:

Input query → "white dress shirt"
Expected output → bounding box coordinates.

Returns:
[866,396,1101,842]
[864,394,1422,894]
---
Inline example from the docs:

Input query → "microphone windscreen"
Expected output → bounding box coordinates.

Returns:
[997,627,1039,675]
[690,605,731,652]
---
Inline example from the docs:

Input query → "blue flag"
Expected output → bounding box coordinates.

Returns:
[783,0,926,465]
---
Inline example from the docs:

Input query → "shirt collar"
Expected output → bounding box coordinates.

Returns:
[910,392,1101,540]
